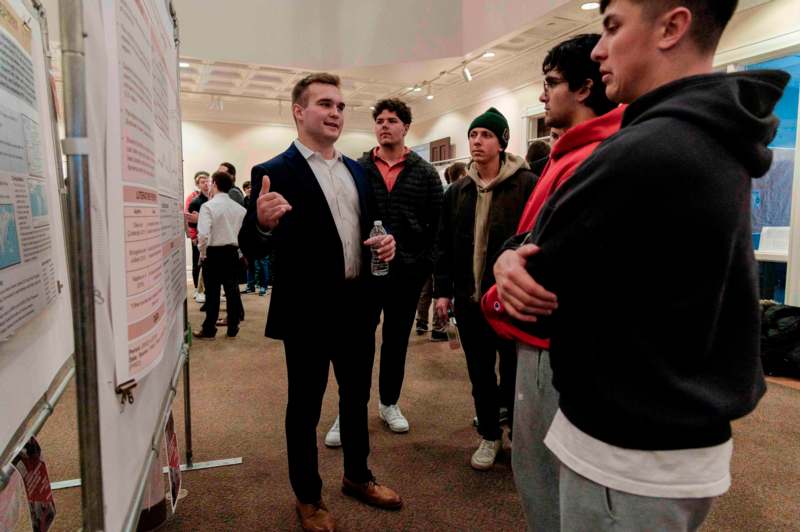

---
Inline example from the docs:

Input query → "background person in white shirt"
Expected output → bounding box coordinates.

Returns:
[194,170,247,339]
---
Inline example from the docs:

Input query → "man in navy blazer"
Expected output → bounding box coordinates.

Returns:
[239,73,401,532]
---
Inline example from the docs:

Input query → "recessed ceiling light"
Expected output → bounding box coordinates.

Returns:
[179,62,190,68]
[482,51,495,59]
[406,87,414,91]
[413,85,422,92]
[580,2,600,10]
[462,66,473,82]
[425,85,434,100]
[369,106,375,110]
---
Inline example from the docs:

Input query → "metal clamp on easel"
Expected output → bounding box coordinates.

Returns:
[61,137,90,156]
[116,379,137,405]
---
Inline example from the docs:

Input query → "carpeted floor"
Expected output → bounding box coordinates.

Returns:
[37,288,800,531]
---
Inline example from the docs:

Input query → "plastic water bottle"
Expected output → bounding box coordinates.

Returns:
[447,312,461,350]
[370,220,389,276]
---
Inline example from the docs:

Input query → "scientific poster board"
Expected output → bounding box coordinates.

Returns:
[81,0,185,529]
[0,0,74,458]
[105,0,185,384]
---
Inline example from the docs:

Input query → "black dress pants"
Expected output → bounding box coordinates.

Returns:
[283,280,375,504]
[200,246,242,336]
[454,298,516,441]
[369,265,428,406]
[191,242,200,288]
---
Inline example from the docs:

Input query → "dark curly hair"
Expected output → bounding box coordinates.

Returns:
[372,98,412,125]
[542,34,616,117]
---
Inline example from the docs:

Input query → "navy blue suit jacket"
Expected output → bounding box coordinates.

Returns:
[240,142,379,339]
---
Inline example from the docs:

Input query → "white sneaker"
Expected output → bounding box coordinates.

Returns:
[324,416,341,448]
[378,403,409,433]
[470,439,501,471]
[194,292,205,303]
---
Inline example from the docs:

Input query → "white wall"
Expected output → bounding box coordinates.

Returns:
[407,84,541,160]
[181,120,375,276]
[408,0,800,161]
[181,120,375,196]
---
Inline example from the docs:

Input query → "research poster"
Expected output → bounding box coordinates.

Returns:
[0,0,59,342]
[108,0,184,383]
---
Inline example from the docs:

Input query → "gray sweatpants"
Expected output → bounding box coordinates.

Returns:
[559,465,714,531]
[513,344,560,532]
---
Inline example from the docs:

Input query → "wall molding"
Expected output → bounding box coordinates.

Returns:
[714,28,800,66]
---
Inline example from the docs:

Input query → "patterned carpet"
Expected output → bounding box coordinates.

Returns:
[37,290,800,531]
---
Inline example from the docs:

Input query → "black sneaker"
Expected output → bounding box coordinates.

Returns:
[430,330,447,342]
[499,407,510,426]
[415,321,428,335]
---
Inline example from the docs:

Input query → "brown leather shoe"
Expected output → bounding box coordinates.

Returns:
[341,477,402,510]
[295,500,335,532]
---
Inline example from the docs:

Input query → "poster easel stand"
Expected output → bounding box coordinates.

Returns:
[59,0,106,530]
[53,1,242,530]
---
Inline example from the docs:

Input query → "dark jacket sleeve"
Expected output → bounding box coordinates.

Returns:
[229,186,246,206]
[239,163,278,260]
[433,184,456,299]
[424,165,445,266]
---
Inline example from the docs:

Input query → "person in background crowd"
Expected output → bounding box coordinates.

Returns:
[242,180,252,207]
[415,161,467,341]
[193,171,246,340]
[444,162,467,188]
[218,162,246,206]
[490,0,787,529]
[239,72,401,532]
[186,171,211,303]
[434,107,536,471]
[323,98,443,446]
[525,140,551,177]
[215,162,247,320]
[242,180,272,297]
[481,32,620,531]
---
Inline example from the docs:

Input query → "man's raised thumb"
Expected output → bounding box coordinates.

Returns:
[259,174,271,195]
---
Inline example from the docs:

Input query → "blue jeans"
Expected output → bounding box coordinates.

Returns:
[247,256,270,291]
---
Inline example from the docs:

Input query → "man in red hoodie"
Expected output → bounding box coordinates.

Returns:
[481,33,621,531]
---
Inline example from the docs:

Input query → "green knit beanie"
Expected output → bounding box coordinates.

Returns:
[468,107,510,149]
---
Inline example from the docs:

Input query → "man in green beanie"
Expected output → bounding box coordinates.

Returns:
[433,107,536,470]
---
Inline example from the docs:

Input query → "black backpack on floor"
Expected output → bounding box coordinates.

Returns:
[761,303,800,378]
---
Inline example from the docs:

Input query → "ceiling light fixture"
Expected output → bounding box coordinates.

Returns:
[580,2,600,10]
[413,85,422,92]
[482,50,495,59]
[179,61,190,68]
[426,85,434,100]
[462,66,473,82]
[369,106,375,110]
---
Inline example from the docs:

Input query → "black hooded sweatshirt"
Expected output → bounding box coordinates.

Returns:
[514,71,789,450]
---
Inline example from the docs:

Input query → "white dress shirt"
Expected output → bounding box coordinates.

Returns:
[197,191,247,258]
[294,139,362,279]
